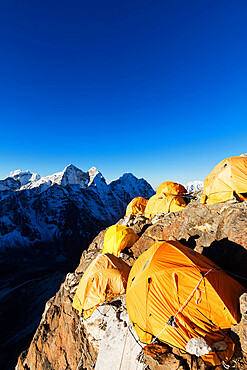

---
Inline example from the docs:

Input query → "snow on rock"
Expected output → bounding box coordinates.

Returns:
[19,164,90,190]
[9,170,40,186]
[83,298,145,370]
[0,165,154,258]
[88,166,106,187]
[15,164,107,191]
[0,177,21,191]
[185,181,204,192]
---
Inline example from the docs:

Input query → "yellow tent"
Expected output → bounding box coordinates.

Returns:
[126,240,245,366]
[125,197,148,216]
[157,181,187,195]
[102,224,139,257]
[144,193,187,218]
[72,253,131,318]
[201,155,247,205]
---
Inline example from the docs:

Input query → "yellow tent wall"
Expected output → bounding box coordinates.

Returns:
[73,253,131,318]
[157,181,186,195]
[201,156,247,205]
[126,241,245,365]
[144,193,187,218]
[125,197,148,216]
[102,224,139,257]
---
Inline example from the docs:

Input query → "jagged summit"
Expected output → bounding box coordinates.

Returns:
[8,169,41,186]
[3,164,107,192]
[0,165,154,252]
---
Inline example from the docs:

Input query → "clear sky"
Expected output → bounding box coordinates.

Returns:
[0,0,247,188]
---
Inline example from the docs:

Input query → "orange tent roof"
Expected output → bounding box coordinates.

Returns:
[144,193,187,218]
[102,224,139,257]
[157,181,186,195]
[72,253,130,318]
[201,156,247,205]
[125,197,148,216]
[126,241,245,365]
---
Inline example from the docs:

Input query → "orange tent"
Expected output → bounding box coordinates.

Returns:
[73,253,130,318]
[102,224,139,257]
[157,181,186,195]
[126,241,245,366]
[201,155,247,205]
[125,197,148,216]
[144,193,187,218]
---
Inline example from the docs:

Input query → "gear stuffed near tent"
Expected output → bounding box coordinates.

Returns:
[125,197,148,216]
[144,193,187,218]
[72,253,131,319]
[201,155,247,205]
[126,240,245,366]
[102,224,139,257]
[157,181,187,195]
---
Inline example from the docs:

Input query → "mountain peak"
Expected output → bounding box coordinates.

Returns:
[62,164,80,172]
[60,164,88,187]
[88,167,106,187]
[8,169,40,186]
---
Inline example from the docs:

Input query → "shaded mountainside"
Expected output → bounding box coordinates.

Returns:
[0,165,154,370]
[17,195,247,370]
[0,165,154,266]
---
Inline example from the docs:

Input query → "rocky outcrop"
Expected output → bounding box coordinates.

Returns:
[232,293,247,354]
[17,198,247,370]
[131,197,247,283]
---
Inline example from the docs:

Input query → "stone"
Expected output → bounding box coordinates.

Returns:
[16,198,247,370]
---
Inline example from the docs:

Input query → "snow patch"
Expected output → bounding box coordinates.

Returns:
[83,298,145,370]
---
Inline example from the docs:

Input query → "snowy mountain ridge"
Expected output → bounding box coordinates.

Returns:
[5,164,105,192]
[185,180,204,192]
[0,165,154,261]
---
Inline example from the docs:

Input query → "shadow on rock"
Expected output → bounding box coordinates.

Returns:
[202,238,247,288]
[179,235,200,250]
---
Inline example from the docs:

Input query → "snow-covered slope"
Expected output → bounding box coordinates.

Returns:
[185,181,204,192]
[18,164,95,191]
[9,170,40,186]
[0,165,154,263]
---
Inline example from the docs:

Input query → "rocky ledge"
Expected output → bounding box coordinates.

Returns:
[17,194,247,370]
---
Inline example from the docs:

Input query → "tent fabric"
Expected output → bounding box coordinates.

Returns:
[125,197,148,216]
[144,193,187,218]
[157,181,187,195]
[126,241,245,366]
[72,253,131,319]
[102,224,139,257]
[201,156,247,205]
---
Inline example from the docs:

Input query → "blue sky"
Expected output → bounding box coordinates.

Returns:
[0,0,247,188]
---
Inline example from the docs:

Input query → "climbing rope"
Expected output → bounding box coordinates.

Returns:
[119,329,129,370]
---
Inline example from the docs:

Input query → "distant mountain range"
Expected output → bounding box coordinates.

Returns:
[0,164,154,266]
[184,180,204,192]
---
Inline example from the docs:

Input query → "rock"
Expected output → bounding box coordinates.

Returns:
[131,200,247,281]
[16,198,247,369]
[185,337,212,356]
[144,351,184,370]
[232,293,247,354]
